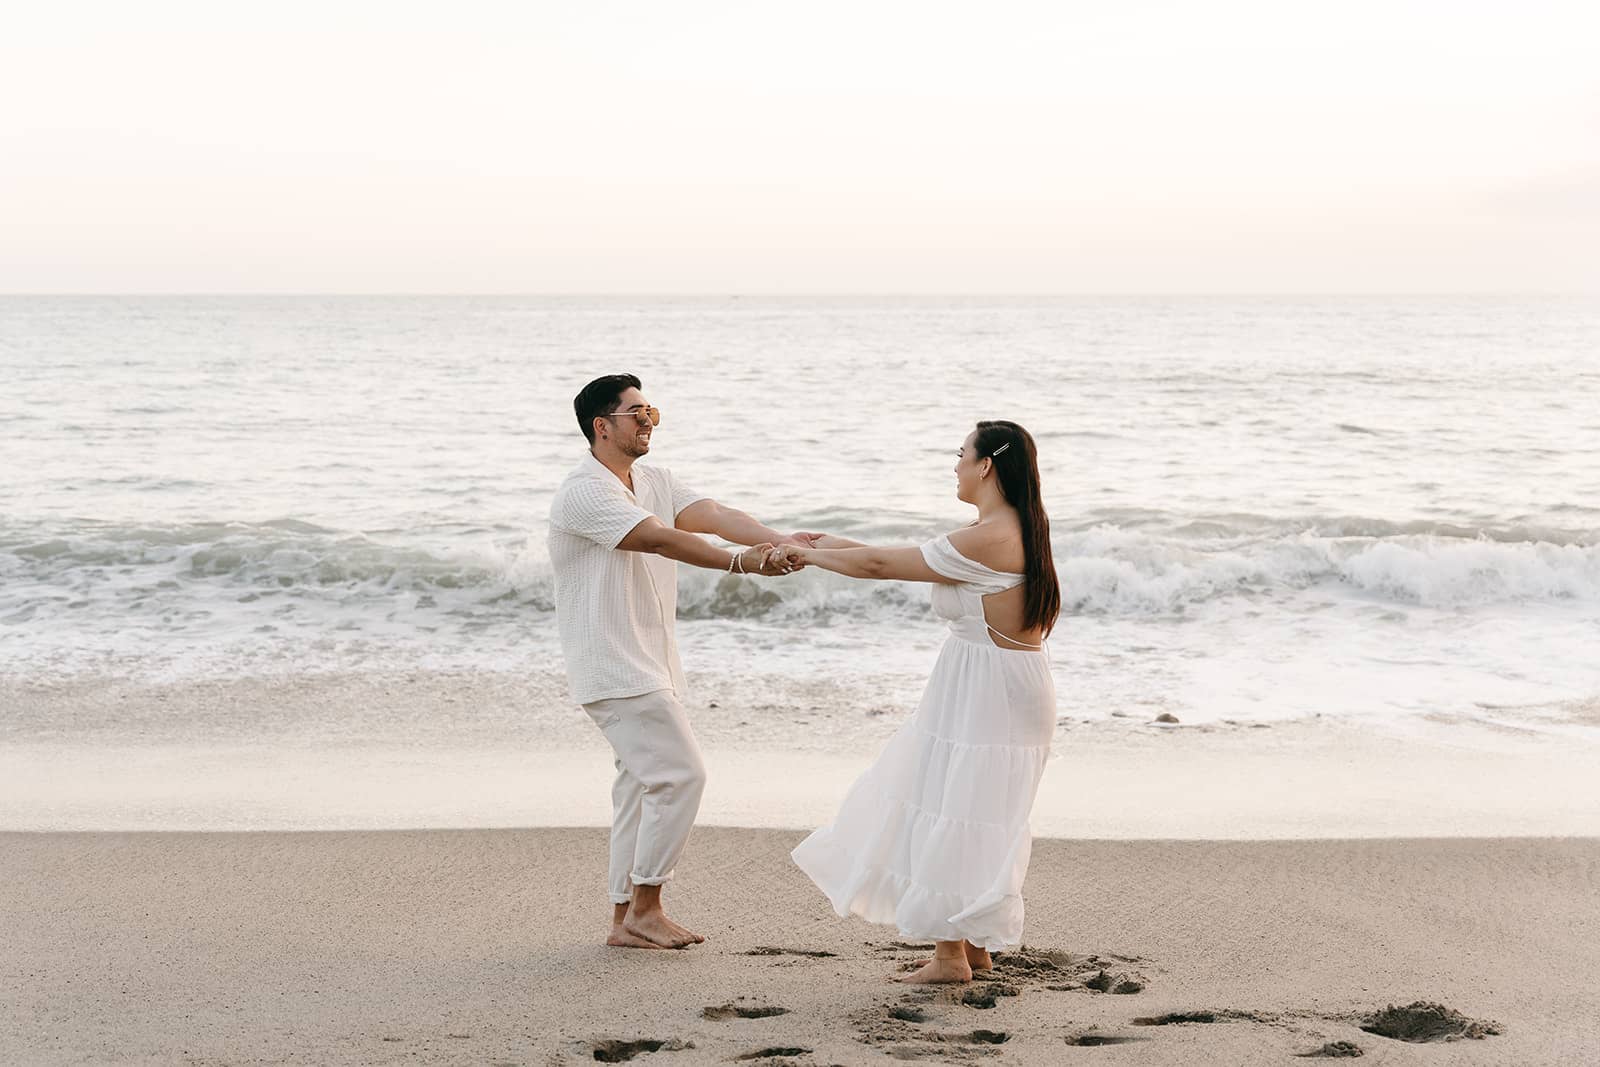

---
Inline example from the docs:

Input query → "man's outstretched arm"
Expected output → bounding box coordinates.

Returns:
[616,514,790,574]
[675,499,812,548]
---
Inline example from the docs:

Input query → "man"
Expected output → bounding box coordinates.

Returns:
[547,374,812,950]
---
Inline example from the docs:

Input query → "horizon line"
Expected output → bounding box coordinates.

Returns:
[2,290,1596,299]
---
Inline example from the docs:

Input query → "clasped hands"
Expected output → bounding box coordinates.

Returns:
[736,532,819,577]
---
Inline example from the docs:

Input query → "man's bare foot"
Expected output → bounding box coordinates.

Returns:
[661,916,706,944]
[623,908,697,949]
[606,925,665,949]
[898,955,973,984]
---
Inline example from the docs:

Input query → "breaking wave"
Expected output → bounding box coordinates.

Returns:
[3,515,1597,642]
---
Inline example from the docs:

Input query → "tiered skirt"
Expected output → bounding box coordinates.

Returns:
[791,634,1056,951]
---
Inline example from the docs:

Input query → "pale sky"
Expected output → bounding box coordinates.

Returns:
[3,1,1597,292]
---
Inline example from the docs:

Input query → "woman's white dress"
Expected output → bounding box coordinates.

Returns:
[791,535,1056,951]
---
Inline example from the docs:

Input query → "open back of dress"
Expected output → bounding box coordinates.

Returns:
[923,534,1042,650]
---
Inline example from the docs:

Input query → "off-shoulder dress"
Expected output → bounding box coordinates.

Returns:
[791,534,1057,951]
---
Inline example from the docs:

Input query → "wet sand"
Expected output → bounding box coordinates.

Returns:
[6,674,1600,840]
[3,828,1597,1065]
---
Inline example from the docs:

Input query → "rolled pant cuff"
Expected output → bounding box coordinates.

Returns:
[629,874,672,887]
[609,892,634,905]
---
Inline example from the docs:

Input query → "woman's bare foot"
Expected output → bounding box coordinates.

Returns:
[898,955,973,984]
[908,943,992,972]
[606,924,665,949]
[623,907,698,949]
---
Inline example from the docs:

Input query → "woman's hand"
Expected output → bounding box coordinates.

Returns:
[740,543,805,576]
[772,544,809,571]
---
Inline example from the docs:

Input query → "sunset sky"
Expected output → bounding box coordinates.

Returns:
[3,1,1596,292]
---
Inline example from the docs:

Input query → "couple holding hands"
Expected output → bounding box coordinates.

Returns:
[547,374,1060,984]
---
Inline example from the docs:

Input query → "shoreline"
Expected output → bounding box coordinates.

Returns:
[4,827,1596,1065]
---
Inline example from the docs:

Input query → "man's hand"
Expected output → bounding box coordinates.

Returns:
[780,531,824,548]
[739,543,804,576]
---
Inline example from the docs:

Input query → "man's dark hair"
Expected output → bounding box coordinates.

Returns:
[573,374,642,444]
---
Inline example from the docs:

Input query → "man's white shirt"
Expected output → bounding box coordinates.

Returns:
[547,452,708,705]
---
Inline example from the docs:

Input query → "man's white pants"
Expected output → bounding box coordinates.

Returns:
[582,689,708,904]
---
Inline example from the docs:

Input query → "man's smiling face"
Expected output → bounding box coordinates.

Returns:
[603,386,654,458]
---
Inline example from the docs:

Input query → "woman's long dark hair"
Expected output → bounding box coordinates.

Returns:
[973,420,1061,637]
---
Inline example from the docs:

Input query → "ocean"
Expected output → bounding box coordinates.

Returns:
[3,295,1599,755]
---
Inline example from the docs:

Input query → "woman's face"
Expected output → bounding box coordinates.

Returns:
[953,431,984,504]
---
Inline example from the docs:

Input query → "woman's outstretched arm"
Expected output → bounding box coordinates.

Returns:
[808,533,867,549]
[780,544,956,583]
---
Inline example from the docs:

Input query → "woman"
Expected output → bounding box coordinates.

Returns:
[780,419,1061,984]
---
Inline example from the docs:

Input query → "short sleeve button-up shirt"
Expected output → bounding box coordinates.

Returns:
[547,452,708,705]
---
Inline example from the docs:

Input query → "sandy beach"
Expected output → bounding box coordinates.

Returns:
[4,827,1596,1065]
[7,10,1599,1061]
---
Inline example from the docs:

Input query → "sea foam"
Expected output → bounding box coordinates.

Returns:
[4,517,1596,650]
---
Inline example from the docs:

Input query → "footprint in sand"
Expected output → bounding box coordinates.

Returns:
[1358,1002,1502,1043]
[967,1031,1010,1045]
[744,946,837,959]
[1083,969,1144,994]
[989,946,1074,976]
[588,1037,694,1062]
[977,946,1152,996]
[1296,1040,1365,1058]
[883,979,1018,1011]
[733,1048,813,1061]
[1132,1009,1275,1027]
[960,983,1020,1010]
[1130,1001,1502,1048]
[1063,1032,1146,1047]
[853,996,1013,1055]
[883,1030,1011,1060]
[703,1001,791,1021]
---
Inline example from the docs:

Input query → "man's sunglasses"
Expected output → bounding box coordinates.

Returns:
[604,405,662,427]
